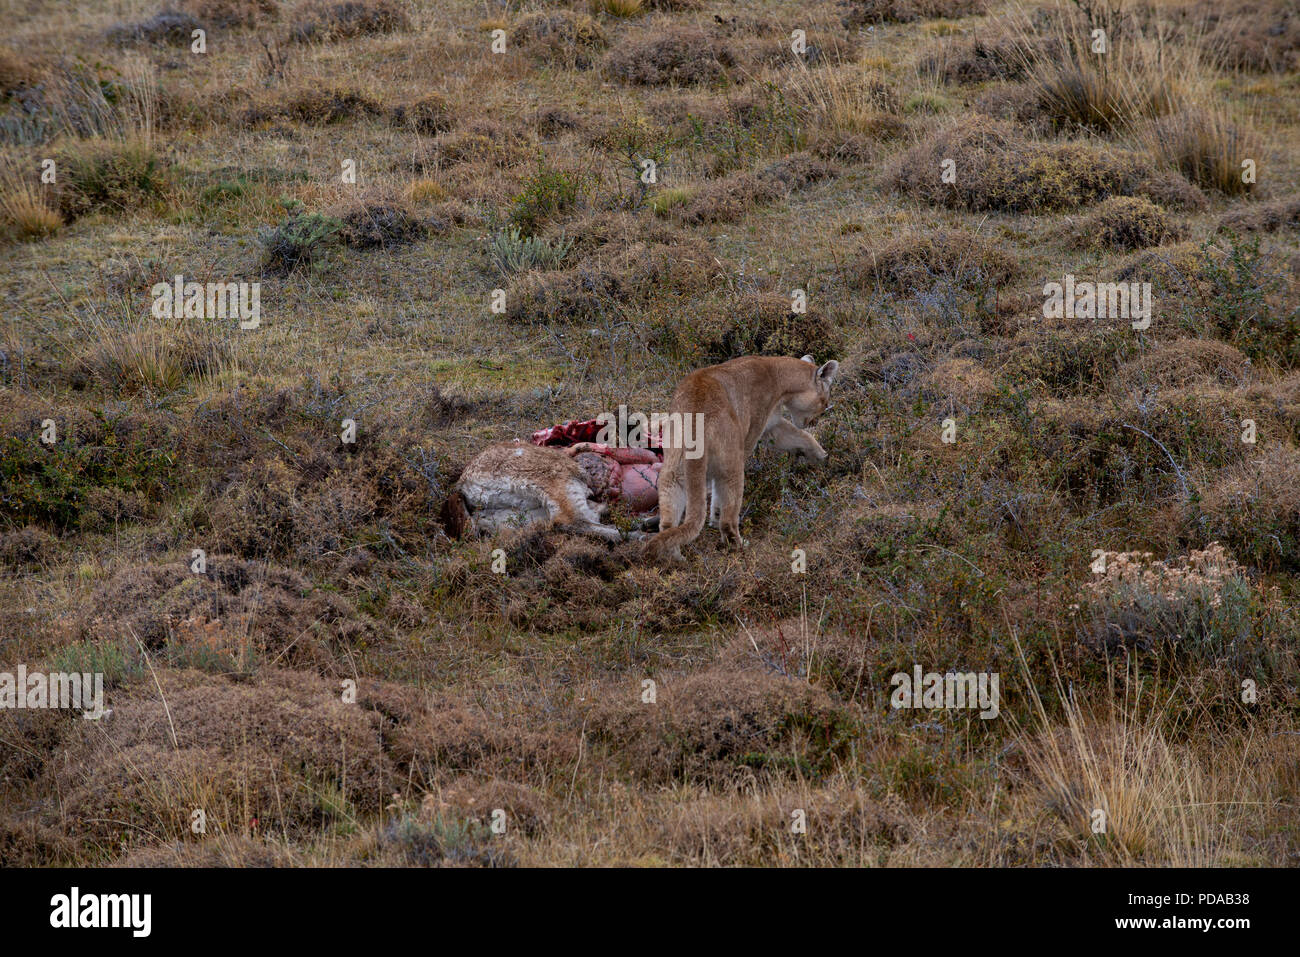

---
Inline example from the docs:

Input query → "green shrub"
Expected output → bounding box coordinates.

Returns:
[509,164,587,236]
[259,200,343,271]
[487,225,572,275]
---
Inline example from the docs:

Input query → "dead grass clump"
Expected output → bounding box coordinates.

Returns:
[840,0,987,27]
[698,291,843,362]
[919,357,997,410]
[1218,195,1300,234]
[0,526,57,571]
[289,0,408,41]
[605,24,737,86]
[885,116,1203,212]
[417,119,532,170]
[504,237,717,324]
[1075,196,1184,251]
[337,199,427,248]
[389,93,452,135]
[182,0,280,28]
[69,310,229,396]
[424,777,550,837]
[0,817,73,866]
[786,60,900,141]
[391,700,579,786]
[1013,680,1254,865]
[83,556,380,673]
[654,788,907,865]
[106,10,204,46]
[926,35,1033,84]
[114,836,302,867]
[1197,446,1300,572]
[672,153,835,225]
[854,227,1018,293]
[1143,0,1300,73]
[511,10,608,69]
[1112,339,1250,394]
[51,668,399,852]
[244,84,382,126]
[583,664,850,786]
[0,703,70,783]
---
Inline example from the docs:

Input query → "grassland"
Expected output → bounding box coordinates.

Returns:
[1,0,1298,866]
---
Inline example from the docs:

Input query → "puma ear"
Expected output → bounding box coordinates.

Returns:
[800,354,815,364]
[816,360,839,384]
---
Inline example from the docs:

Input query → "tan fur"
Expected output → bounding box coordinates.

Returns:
[450,441,620,542]
[648,355,838,561]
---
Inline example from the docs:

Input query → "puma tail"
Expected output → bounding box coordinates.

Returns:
[646,453,708,562]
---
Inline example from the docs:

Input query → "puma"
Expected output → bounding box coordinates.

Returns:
[648,354,838,562]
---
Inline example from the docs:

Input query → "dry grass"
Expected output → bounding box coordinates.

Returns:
[0,0,1297,869]
[0,166,62,240]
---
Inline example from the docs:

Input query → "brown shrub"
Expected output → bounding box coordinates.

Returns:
[243,84,382,126]
[0,526,58,571]
[1196,445,1300,572]
[415,119,533,171]
[82,556,380,674]
[391,699,580,786]
[51,668,402,850]
[1075,196,1184,251]
[197,414,438,570]
[696,291,843,362]
[1218,195,1300,235]
[884,116,1205,212]
[0,705,70,783]
[511,10,608,69]
[425,776,550,836]
[653,788,908,864]
[181,0,280,28]
[840,0,987,27]
[970,82,1051,134]
[1112,339,1251,394]
[105,10,204,46]
[0,816,74,866]
[605,24,737,86]
[809,119,905,161]
[1139,0,1300,73]
[504,237,718,324]
[337,199,427,248]
[389,93,453,135]
[289,0,408,41]
[918,357,997,410]
[583,663,851,786]
[673,153,835,225]
[925,35,1032,84]
[854,227,1018,293]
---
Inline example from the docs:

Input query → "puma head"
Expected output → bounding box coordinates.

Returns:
[786,356,839,428]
